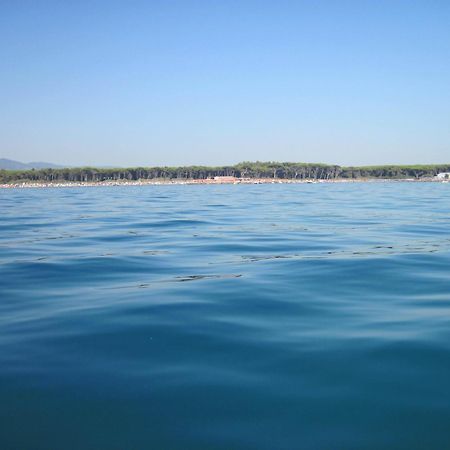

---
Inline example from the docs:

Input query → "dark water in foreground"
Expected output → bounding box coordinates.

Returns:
[1,183,450,449]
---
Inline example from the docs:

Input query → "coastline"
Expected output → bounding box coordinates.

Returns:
[1,177,446,189]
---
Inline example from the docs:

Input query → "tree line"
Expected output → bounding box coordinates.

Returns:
[1,162,449,183]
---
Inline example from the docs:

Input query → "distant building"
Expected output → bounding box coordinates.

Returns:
[213,176,237,183]
[436,172,450,180]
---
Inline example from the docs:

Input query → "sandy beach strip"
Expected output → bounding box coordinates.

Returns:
[1,177,441,189]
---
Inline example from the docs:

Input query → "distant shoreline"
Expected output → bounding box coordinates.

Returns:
[2,162,450,187]
[1,177,448,189]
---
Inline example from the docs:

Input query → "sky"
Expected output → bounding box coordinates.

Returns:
[1,0,449,167]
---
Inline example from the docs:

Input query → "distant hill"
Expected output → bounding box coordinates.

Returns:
[0,158,63,170]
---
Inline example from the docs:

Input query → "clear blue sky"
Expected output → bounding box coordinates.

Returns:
[1,0,449,167]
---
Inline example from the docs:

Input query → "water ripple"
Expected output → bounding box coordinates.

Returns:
[1,183,450,449]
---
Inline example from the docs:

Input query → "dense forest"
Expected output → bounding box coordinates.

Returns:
[1,162,449,183]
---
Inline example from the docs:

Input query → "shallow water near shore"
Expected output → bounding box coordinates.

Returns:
[1,182,450,449]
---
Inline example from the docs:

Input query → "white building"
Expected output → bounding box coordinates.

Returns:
[436,172,450,180]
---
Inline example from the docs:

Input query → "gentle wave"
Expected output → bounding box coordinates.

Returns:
[1,183,450,449]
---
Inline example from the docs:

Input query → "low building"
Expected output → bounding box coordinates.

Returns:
[213,176,238,183]
[435,172,450,180]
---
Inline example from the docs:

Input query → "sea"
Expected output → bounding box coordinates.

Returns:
[1,182,450,449]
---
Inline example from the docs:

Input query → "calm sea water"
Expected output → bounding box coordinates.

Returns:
[1,183,450,449]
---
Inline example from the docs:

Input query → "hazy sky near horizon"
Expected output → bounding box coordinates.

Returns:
[1,0,450,167]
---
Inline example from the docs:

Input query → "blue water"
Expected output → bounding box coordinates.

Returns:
[1,183,450,449]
